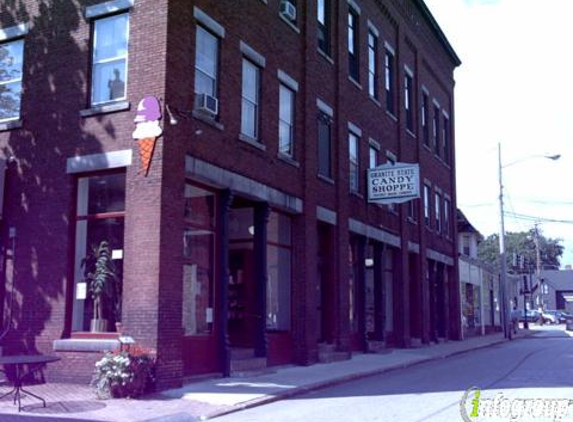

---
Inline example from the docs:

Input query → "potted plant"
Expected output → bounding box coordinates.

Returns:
[82,241,118,332]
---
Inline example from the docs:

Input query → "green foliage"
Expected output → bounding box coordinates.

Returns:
[82,241,118,321]
[478,229,563,270]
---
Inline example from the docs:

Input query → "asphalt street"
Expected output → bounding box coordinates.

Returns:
[213,327,573,422]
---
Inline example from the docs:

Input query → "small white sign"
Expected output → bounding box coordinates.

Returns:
[76,282,87,300]
[112,249,123,260]
[206,307,213,323]
[367,162,420,204]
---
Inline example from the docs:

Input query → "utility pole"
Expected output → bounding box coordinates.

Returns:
[533,223,542,310]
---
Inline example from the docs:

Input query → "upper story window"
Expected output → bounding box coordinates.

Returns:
[422,92,430,147]
[91,13,129,106]
[241,59,261,140]
[279,84,295,157]
[433,103,440,156]
[443,114,451,165]
[462,235,471,256]
[369,145,377,169]
[367,31,378,99]
[408,199,418,222]
[349,131,360,193]
[385,48,395,115]
[444,197,451,237]
[195,26,219,114]
[317,0,331,56]
[435,192,442,234]
[347,8,359,82]
[0,38,24,122]
[423,184,430,226]
[404,69,414,132]
[318,111,332,179]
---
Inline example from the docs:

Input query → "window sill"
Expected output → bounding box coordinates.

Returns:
[369,96,381,108]
[277,152,300,168]
[53,338,120,353]
[279,13,300,34]
[386,110,398,122]
[80,100,130,117]
[406,129,416,139]
[0,119,22,132]
[239,133,266,151]
[407,217,418,225]
[193,110,224,131]
[350,191,364,199]
[318,48,334,65]
[317,173,335,185]
[348,76,362,91]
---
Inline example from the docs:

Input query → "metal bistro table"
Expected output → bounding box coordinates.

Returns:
[0,354,60,412]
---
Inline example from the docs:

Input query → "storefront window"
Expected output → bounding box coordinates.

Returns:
[73,173,125,332]
[182,184,216,335]
[266,212,292,330]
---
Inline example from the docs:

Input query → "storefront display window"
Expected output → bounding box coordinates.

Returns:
[266,212,291,330]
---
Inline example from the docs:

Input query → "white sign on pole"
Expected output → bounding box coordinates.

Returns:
[367,162,420,204]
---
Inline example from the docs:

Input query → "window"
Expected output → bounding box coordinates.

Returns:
[348,8,359,82]
[349,132,359,193]
[369,146,377,169]
[385,49,395,115]
[73,173,126,332]
[404,71,414,132]
[317,0,331,56]
[435,192,441,233]
[368,31,378,98]
[423,184,430,226]
[241,59,261,140]
[462,235,471,256]
[444,198,451,237]
[279,84,295,156]
[386,152,397,212]
[91,14,129,106]
[0,39,24,122]
[443,115,451,165]
[195,26,219,106]
[433,104,440,155]
[422,92,430,146]
[183,184,217,335]
[408,199,418,222]
[267,212,292,330]
[318,112,332,178]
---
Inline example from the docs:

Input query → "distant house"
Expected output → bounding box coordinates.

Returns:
[537,270,573,312]
[457,210,501,337]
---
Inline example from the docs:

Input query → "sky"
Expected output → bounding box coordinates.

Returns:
[424,0,573,268]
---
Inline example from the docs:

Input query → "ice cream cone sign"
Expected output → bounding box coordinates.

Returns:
[133,96,163,176]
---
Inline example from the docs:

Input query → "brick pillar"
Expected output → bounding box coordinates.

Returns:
[253,202,269,358]
[218,189,233,376]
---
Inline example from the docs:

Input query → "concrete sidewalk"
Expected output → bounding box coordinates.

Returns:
[0,330,537,422]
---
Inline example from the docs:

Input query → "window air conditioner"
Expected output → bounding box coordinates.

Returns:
[196,93,218,116]
[280,0,297,22]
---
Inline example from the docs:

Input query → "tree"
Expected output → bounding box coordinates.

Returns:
[478,229,563,271]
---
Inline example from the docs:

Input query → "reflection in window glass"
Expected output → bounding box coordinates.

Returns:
[267,212,291,330]
[241,59,260,139]
[0,39,24,121]
[91,13,129,105]
[195,26,218,98]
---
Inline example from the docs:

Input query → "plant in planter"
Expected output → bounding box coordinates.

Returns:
[82,241,118,332]
[91,345,156,399]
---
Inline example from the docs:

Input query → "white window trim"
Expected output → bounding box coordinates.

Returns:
[347,121,362,137]
[421,85,429,95]
[404,64,414,77]
[194,7,225,38]
[442,110,450,119]
[66,150,133,174]
[347,0,361,15]
[369,137,380,150]
[0,37,24,123]
[278,70,299,92]
[433,98,441,108]
[240,41,266,68]
[85,0,134,19]
[384,41,395,55]
[367,20,379,37]
[317,98,333,117]
[386,150,397,163]
[0,23,29,41]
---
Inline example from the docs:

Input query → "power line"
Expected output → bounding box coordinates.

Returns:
[504,211,573,225]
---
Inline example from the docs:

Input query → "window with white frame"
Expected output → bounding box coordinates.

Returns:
[317,0,331,56]
[443,114,450,165]
[385,48,395,115]
[279,84,295,156]
[422,92,430,146]
[435,192,441,233]
[349,131,359,193]
[347,7,359,82]
[368,31,378,98]
[195,26,219,106]
[0,38,24,122]
[423,184,430,226]
[433,104,440,155]
[318,112,332,179]
[408,199,418,222]
[369,146,377,169]
[444,197,451,237]
[91,13,129,106]
[241,59,261,140]
[404,70,414,132]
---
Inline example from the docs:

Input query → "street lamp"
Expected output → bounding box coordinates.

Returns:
[498,143,560,339]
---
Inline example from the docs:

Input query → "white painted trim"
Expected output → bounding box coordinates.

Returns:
[386,150,397,163]
[433,98,441,108]
[427,248,454,266]
[348,218,401,247]
[317,98,333,117]
[442,110,450,119]
[408,241,420,254]
[421,85,429,95]
[404,64,414,77]
[347,122,362,137]
[277,70,299,92]
[317,206,337,225]
[240,41,266,68]
[194,6,225,38]
[0,23,29,42]
[85,0,134,19]
[384,41,395,55]
[367,20,379,37]
[423,178,432,186]
[66,149,133,174]
[369,138,380,150]
[347,0,361,14]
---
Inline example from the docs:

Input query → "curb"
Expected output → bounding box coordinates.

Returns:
[201,336,512,420]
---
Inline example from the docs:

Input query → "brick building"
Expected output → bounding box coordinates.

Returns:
[0,0,461,388]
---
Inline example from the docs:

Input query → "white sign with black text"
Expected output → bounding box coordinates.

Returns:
[367,162,420,204]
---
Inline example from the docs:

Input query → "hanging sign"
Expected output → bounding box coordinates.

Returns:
[133,96,163,177]
[367,162,420,204]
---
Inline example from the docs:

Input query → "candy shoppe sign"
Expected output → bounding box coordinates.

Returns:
[367,162,420,204]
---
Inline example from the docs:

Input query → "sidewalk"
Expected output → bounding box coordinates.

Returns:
[0,330,537,422]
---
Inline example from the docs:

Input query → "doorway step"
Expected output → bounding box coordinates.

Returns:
[366,340,386,353]
[318,343,349,363]
[230,348,269,377]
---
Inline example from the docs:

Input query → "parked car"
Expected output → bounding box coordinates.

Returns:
[545,310,572,324]
[540,311,557,324]
[511,309,540,323]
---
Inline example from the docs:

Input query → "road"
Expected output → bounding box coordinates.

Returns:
[213,328,573,422]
